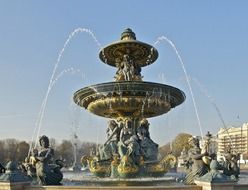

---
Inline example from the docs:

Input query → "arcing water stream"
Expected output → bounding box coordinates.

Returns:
[28,28,102,156]
[29,29,206,156]
[192,77,234,147]
[29,67,81,155]
[154,36,204,139]
[153,35,235,145]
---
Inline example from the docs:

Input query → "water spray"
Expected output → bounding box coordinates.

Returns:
[154,36,204,139]
[29,28,102,156]
[192,77,235,148]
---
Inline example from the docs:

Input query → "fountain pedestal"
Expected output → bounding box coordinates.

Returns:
[195,181,236,190]
[0,161,31,190]
[194,160,237,190]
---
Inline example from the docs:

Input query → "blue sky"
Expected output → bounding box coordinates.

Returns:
[0,1,247,145]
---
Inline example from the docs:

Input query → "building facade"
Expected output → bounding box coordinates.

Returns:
[217,122,248,161]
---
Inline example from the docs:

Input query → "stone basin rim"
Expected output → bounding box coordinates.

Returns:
[99,40,159,67]
[74,81,185,100]
[73,81,186,119]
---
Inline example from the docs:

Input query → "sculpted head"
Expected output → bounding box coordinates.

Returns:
[140,119,149,128]
[39,135,50,148]
[108,120,118,130]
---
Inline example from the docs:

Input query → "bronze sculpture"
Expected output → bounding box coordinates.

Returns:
[222,145,240,179]
[30,135,63,185]
[183,137,209,185]
[76,28,185,178]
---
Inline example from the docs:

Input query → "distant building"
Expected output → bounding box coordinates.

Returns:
[217,122,248,162]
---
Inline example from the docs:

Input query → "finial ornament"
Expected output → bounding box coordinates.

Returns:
[121,28,136,40]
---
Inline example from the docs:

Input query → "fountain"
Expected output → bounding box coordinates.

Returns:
[1,28,246,190]
[73,28,185,178]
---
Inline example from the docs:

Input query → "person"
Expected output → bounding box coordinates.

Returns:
[34,135,63,185]
[184,137,209,185]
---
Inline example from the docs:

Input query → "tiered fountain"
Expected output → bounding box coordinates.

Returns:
[73,28,186,178]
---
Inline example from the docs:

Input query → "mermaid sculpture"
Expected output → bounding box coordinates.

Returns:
[32,135,63,185]
[184,136,209,185]
[222,145,240,179]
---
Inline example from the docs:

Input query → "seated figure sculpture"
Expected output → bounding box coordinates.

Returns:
[81,118,176,178]
[137,119,158,161]
[99,120,120,160]
[118,119,141,164]
[32,135,63,185]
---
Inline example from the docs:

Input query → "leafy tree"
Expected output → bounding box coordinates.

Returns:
[171,133,192,157]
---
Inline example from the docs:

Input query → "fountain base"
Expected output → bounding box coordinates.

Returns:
[81,154,177,179]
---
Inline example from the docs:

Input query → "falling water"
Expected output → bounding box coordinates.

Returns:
[28,68,81,156]
[51,67,81,88]
[192,78,234,147]
[116,83,123,100]
[141,92,149,118]
[96,124,100,155]
[154,36,204,139]
[158,73,166,84]
[109,92,113,111]
[32,28,102,151]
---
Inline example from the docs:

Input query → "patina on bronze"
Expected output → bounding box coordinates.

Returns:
[99,28,158,68]
[74,81,185,119]
[74,28,185,178]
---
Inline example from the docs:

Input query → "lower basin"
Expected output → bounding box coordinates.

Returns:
[73,81,185,119]
[62,171,184,187]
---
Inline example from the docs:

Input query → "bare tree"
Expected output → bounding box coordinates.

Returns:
[0,140,5,163]
[4,139,18,162]
[56,140,74,166]
[16,141,30,162]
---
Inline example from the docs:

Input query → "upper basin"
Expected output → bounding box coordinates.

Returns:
[99,40,159,68]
